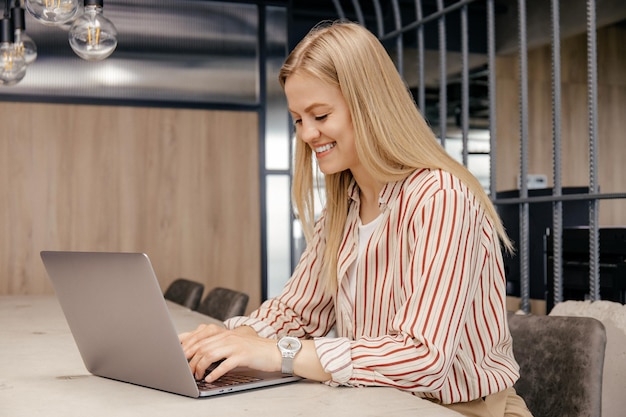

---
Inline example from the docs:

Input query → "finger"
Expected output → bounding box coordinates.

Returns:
[180,324,225,357]
[193,355,218,381]
[188,323,225,342]
[205,358,238,383]
[187,336,226,378]
[190,349,228,380]
[179,325,205,350]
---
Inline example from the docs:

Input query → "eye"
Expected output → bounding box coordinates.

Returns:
[315,114,328,121]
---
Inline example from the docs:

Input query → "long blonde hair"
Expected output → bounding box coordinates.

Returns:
[279,21,511,294]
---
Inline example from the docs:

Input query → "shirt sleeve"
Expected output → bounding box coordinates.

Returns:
[224,212,336,340]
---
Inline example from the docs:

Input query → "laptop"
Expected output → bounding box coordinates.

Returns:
[40,251,301,398]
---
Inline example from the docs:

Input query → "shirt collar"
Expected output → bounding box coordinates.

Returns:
[346,169,423,211]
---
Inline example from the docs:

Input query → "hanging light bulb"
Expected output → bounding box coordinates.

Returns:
[68,0,117,61]
[25,0,79,26]
[0,17,27,86]
[11,5,37,65]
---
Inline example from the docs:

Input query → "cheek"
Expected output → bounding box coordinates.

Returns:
[344,127,357,151]
[330,117,356,146]
[343,135,360,164]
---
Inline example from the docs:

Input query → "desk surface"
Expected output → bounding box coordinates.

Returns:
[0,296,462,417]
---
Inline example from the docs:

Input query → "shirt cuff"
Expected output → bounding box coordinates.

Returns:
[314,336,354,385]
[223,316,278,339]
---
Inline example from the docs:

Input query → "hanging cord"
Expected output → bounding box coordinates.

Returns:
[7,0,17,17]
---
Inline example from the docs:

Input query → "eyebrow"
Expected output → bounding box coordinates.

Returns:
[289,102,330,115]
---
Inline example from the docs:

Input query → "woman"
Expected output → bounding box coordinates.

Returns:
[181,21,532,417]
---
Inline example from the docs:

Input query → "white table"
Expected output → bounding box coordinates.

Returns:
[0,296,462,417]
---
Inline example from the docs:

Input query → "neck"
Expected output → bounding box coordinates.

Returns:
[352,169,383,224]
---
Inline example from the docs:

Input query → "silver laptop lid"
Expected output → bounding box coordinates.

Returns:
[41,251,201,397]
[41,251,302,398]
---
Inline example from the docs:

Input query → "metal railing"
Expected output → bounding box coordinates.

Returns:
[327,0,626,313]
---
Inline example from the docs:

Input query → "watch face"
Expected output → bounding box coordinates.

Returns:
[278,336,302,353]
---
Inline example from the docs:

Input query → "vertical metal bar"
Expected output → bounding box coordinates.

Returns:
[517,0,531,313]
[550,0,564,309]
[258,4,269,300]
[487,0,497,200]
[437,0,447,148]
[372,0,385,38]
[331,0,346,20]
[350,0,365,25]
[415,0,426,114]
[461,5,469,167]
[391,0,404,77]
[586,0,600,301]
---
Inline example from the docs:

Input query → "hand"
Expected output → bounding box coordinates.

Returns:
[179,324,281,382]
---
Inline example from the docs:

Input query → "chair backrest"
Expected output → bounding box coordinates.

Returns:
[197,287,249,321]
[507,313,607,417]
[163,278,205,310]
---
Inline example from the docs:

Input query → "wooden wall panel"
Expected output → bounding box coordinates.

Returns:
[0,102,261,311]
[496,24,626,226]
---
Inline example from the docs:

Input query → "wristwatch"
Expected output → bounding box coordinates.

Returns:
[277,336,302,375]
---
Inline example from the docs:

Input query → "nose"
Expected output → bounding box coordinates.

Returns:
[299,120,321,143]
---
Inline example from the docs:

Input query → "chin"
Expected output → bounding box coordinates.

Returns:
[318,166,340,176]
[317,159,349,176]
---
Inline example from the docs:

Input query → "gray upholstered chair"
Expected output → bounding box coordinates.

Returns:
[507,313,607,417]
[163,278,205,310]
[196,287,249,321]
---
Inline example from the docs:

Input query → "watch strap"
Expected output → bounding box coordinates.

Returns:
[281,354,295,375]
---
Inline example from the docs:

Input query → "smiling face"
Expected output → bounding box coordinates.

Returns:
[284,72,361,176]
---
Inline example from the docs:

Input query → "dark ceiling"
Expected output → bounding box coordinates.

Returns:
[289,0,506,127]
[289,0,506,53]
[289,0,626,128]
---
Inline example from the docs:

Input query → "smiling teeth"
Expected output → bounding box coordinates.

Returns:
[315,142,336,153]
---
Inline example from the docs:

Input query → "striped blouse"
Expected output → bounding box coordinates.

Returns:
[225,168,520,404]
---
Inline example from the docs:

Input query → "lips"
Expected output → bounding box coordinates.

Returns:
[314,142,336,153]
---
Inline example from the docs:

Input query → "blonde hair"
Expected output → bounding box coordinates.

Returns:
[279,21,511,294]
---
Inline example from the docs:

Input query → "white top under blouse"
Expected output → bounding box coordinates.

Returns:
[346,214,382,302]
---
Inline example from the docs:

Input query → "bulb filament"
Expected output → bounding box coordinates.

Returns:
[45,0,61,8]
[87,26,101,46]
[2,51,15,71]
[15,43,25,58]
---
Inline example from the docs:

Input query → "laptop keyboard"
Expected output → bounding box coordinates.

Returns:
[197,373,262,390]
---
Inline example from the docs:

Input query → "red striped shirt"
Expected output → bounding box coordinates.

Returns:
[226,168,519,404]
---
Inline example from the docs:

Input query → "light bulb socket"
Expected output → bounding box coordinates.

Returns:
[84,0,104,7]
[11,7,26,31]
[0,18,14,43]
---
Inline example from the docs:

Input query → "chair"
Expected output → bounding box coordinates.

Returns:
[163,278,205,310]
[196,287,249,321]
[507,313,607,417]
